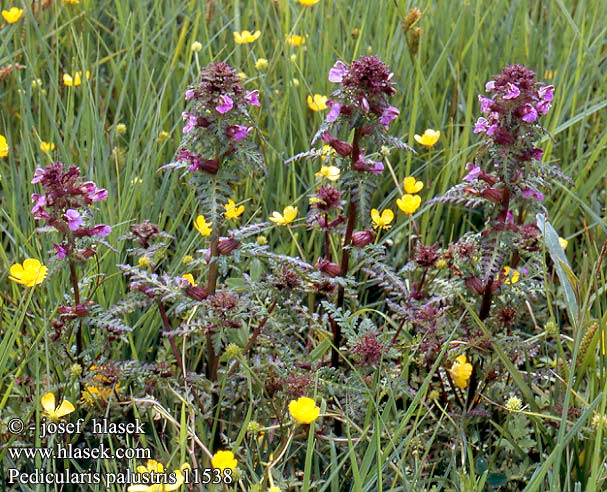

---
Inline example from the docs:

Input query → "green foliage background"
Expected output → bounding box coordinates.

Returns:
[1,0,607,490]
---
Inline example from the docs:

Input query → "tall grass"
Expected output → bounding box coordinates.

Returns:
[1,0,606,490]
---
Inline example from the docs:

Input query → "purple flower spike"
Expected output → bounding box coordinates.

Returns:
[520,104,538,123]
[503,83,520,100]
[328,61,348,83]
[369,161,384,174]
[89,224,112,237]
[182,112,197,133]
[521,188,544,201]
[478,95,494,114]
[531,148,544,161]
[53,244,68,259]
[536,100,551,115]
[473,117,490,134]
[225,125,252,142]
[379,106,399,128]
[463,163,482,181]
[64,209,84,231]
[539,85,555,102]
[325,100,342,122]
[215,94,234,114]
[245,90,261,107]
[31,168,45,184]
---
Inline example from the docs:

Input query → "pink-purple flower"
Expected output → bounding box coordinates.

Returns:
[379,106,400,129]
[328,61,348,83]
[216,94,234,114]
[64,209,83,231]
[225,124,252,142]
[244,90,260,107]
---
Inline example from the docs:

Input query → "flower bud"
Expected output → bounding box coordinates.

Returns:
[351,229,376,248]
[217,237,240,255]
[315,257,341,277]
[186,285,209,301]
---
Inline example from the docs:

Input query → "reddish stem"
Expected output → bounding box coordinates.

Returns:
[331,127,362,368]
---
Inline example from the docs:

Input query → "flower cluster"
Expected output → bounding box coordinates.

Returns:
[473,64,553,157]
[177,62,260,175]
[31,162,111,259]
[326,55,399,128]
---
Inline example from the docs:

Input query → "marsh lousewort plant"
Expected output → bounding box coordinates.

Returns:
[289,55,411,368]
[31,162,114,357]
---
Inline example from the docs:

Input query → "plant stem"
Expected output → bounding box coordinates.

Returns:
[206,238,220,382]
[331,127,362,368]
[69,259,83,360]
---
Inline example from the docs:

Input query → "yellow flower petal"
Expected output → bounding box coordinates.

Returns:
[41,393,57,413]
[403,176,424,194]
[54,400,76,418]
[211,450,238,472]
[414,129,440,147]
[307,94,327,112]
[193,215,213,236]
[2,7,24,24]
[396,194,422,215]
[289,397,320,424]
[286,34,306,47]
[234,30,261,44]
[0,134,9,158]
[269,206,297,226]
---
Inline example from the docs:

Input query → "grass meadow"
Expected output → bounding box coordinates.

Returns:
[1,0,607,490]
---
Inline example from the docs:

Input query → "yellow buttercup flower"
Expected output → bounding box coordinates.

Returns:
[9,258,48,287]
[182,274,196,286]
[449,355,473,389]
[502,266,520,285]
[320,144,336,161]
[269,206,298,226]
[127,461,190,492]
[193,215,213,237]
[299,0,320,5]
[289,397,320,424]
[396,194,422,215]
[211,450,238,472]
[41,392,75,421]
[40,141,56,153]
[559,237,569,249]
[315,165,340,181]
[307,94,327,111]
[233,30,261,44]
[286,34,306,47]
[255,58,268,71]
[2,7,23,24]
[371,208,394,230]
[403,176,423,194]
[224,199,245,220]
[63,70,90,87]
[414,129,440,147]
[0,134,8,158]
